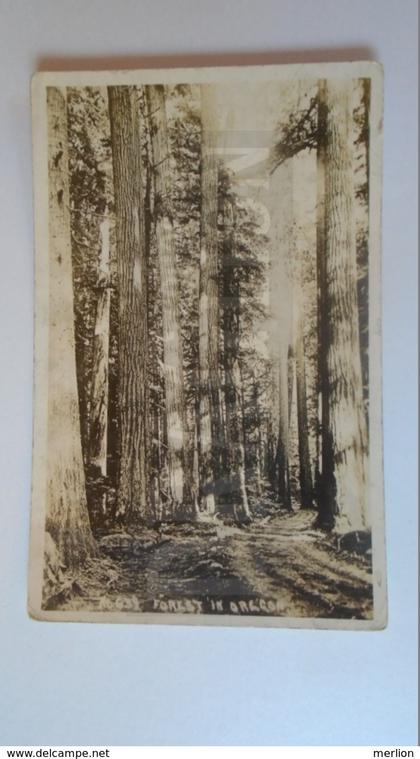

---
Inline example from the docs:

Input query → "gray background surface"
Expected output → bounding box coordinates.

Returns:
[0,0,417,745]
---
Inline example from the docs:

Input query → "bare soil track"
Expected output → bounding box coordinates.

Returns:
[56,510,374,620]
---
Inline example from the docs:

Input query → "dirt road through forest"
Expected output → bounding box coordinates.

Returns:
[57,510,373,621]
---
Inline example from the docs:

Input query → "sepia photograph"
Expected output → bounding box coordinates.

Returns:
[29,63,386,627]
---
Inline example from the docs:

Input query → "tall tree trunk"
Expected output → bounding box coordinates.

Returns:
[315,80,329,514]
[357,78,371,427]
[287,344,294,424]
[221,199,250,522]
[89,217,111,477]
[252,373,263,497]
[144,125,161,520]
[318,80,369,533]
[146,85,194,519]
[360,78,370,205]
[294,291,314,508]
[192,380,201,513]
[152,396,163,520]
[45,86,97,577]
[268,161,293,509]
[198,85,222,515]
[276,348,292,510]
[108,86,149,522]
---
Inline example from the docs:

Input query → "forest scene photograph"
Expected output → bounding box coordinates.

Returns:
[29,66,385,625]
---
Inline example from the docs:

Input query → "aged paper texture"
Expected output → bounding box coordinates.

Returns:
[29,62,386,627]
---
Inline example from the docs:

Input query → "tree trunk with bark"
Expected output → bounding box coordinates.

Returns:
[146,84,194,519]
[252,372,263,497]
[294,291,314,509]
[198,85,222,514]
[315,80,329,514]
[221,198,251,522]
[108,86,149,522]
[192,379,201,513]
[318,80,369,533]
[89,217,111,477]
[268,161,293,510]
[45,86,97,578]
[276,348,292,510]
[357,78,371,428]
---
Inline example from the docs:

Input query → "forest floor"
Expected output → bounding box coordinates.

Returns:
[54,507,374,620]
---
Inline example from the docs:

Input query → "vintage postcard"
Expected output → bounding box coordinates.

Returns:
[29,62,386,627]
